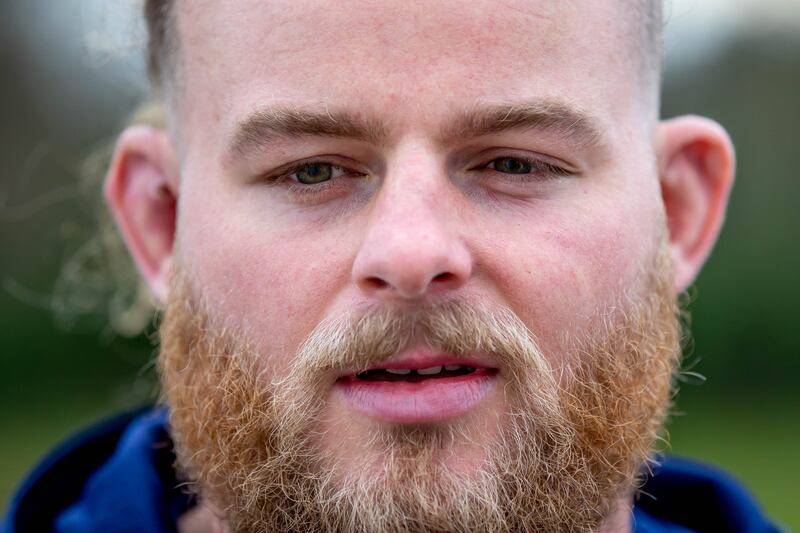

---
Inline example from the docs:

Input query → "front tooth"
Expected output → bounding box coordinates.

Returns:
[444,364,462,371]
[417,366,443,375]
[386,368,412,375]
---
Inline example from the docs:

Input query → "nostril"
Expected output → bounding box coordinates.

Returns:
[432,272,454,283]
[364,276,390,290]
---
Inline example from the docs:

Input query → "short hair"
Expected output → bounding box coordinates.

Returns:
[144,0,663,100]
[144,0,175,96]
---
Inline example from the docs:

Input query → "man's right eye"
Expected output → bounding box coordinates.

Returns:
[256,159,369,204]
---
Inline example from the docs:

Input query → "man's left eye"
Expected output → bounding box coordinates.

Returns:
[483,155,572,180]
[489,157,532,174]
[292,163,345,184]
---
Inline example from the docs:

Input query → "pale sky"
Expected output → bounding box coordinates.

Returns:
[665,0,800,63]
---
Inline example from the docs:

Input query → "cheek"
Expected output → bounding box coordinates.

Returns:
[176,183,353,375]
[479,185,661,356]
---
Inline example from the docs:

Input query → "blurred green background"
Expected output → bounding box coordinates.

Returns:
[1,1,798,530]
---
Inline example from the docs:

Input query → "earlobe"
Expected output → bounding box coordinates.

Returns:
[104,126,179,306]
[655,116,735,292]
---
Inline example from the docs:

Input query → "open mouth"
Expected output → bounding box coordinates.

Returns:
[336,355,499,423]
[355,364,480,382]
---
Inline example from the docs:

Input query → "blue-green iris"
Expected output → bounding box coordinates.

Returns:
[296,163,332,184]
[494,157,531,174]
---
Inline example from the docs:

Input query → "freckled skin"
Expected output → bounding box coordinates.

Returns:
[172,0,664,485]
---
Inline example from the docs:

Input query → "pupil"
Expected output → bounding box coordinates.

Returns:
[497,157,530,174]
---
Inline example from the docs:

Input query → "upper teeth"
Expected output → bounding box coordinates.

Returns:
[366,365,470,377]
[386,366,448,375]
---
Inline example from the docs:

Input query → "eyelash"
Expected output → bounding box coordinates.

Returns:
[481,156,572,180]
[261,154,572,200]
[261,160,360,198]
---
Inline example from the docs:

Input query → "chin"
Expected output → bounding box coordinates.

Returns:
[317,385,509,481]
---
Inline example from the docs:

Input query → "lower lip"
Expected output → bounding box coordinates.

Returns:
[335,370,496,423]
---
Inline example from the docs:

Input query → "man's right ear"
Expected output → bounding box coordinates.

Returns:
[104,126,179,306]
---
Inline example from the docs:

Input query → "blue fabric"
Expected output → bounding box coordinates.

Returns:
[632,457,783,533]
[53,409,187,533]
[633,510,696,533]
[3,408,191,533]
[3,408,782,532]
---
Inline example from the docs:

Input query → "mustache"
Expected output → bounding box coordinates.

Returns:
[284,299,555,391]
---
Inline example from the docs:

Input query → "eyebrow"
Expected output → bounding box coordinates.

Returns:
[227,99,606,160]
[439,100,606,151]
[228,106,388,159]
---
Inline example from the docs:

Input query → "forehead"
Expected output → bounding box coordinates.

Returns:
[174,0,645,145]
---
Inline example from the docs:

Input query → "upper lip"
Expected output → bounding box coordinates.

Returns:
[339,346,499,377]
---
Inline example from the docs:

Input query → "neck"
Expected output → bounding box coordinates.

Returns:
[597,497,633,533]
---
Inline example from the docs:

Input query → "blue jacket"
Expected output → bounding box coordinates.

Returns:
[3,408,782,532]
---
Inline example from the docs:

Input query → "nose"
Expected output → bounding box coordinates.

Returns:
[351,167,473,301]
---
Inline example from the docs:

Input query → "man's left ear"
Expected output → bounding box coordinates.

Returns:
[656,115,735,292]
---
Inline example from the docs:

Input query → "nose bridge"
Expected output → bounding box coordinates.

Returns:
[376,152,448,244]
[351,142,472,300]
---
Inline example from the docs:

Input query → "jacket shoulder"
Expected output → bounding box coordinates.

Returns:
[3,407,155,533]
[636,456,783,533]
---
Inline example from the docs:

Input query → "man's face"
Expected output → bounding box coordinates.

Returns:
[160,0,678,530]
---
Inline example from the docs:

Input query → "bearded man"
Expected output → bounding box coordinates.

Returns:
[3,0,780,532]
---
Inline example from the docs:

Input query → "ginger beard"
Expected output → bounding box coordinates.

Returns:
[158,239,680,533]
